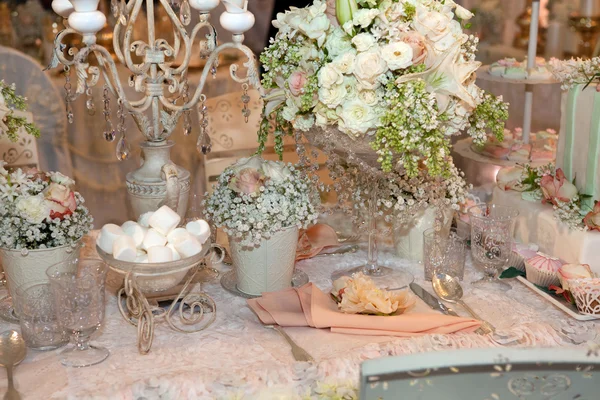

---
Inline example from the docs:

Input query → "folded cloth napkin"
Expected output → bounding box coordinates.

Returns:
[296,224,339,261]
[247,283,482,336]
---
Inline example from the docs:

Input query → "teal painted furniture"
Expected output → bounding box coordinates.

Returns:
[360,347,600,399]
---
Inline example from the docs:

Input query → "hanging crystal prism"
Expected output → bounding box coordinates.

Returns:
[180,0,191,26]
[183,113,192,136]
[85,87,95,116]
[241,84,250,123]
[103,120,116,142]
[196,131,212,155]
[116,135,131,161]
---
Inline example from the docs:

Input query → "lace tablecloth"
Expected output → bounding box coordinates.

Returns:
[0,243,598,399]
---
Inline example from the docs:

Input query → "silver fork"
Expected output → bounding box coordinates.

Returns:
[265,325,314,362]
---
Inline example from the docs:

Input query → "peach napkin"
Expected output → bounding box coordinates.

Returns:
[296,224,339,261]
[247,283,482,336]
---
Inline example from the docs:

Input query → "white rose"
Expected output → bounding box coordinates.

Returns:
[292,114,315,131]
[352,9,379,28]
[338,99,378,136]
[413,7,452,42]
[16,195,50,224]
[319,84,348,108]
[353,49,388,89]
[381,42,413,70]
[314,104,340,126]
[332,52,356,74]
[351,33,377,52]
[343,75,359,98]
[318,64,344,88]
[299,14,331,47]
[325,28,353,57]
[49,171,75,187]
[262,161,292,183]
[231,156,264,175]
[358,90,379,106]
[455,5,474,20]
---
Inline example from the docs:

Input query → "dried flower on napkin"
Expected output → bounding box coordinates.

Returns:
[331,273,415,316]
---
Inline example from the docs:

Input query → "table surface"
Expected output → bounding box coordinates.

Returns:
[1,241,598,399]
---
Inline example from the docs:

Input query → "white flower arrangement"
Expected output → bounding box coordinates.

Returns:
[0,162,93,250]
[549,57,600,90]
[259,0,507,177]
[204,156,320,247]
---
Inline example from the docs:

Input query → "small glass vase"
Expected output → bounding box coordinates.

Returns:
[46,258,109,368]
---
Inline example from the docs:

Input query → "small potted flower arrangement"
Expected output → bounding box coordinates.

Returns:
[0,162,93,310]
[205,156,319,296]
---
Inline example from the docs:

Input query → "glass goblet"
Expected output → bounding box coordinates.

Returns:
[46,258,109,368]
[468,204,519,290]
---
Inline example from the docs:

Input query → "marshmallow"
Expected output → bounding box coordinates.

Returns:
[134,253,149,264]
[121,221,147,248]
[186,219,211,244]
[171,234,202,258]
[167,244,182,261]
[97,224,125,254]
[142,228,167,251]
[167,227,189,243]
[147,246,173,263]
[138,211,154,228]
[148,206,181,236]
[113,235,137,262]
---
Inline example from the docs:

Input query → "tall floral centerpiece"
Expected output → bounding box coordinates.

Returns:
[257,0,507,281]
[0,163,93,313]
[205,156,319,295]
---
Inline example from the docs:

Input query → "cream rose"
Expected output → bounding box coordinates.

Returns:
[262,161,292,183]
[43,183,76,213]
[353,49,387,89]
[401,31,427,64]
[332,52,356,74]
[338,99,378,135]
[319,84,348,108]
[351,33,377,52]
[381,42,413,70]
[413,7,452,42]
[358,89,379,106]
[16,195,50,224]
[318,64,344,88]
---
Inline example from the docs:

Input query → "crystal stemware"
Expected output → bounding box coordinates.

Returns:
[46,258,109,367]
[468,204,519,290]
[330,177,414,290]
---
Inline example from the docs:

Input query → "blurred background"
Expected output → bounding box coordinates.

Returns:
[0,0,597,225]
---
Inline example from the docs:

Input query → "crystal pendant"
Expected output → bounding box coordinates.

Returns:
[170,0,181,13]
[180,0,191,26]
[116,135,131,161]
[183,112,192,136]
[103,121,117,142]
[110,0,119,17]
[86,99,96,116]
[66,104,74,124]
[196,133,212,155]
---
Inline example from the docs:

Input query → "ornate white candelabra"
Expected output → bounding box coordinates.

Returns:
[48,0,262,218]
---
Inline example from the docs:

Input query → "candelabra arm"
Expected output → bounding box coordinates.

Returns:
[112,0,138,65]
[123,0,150,76]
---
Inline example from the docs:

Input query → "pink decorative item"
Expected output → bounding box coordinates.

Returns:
[508,243,539,272]
[569,278,600,316]
[524,252,565,287]
[558,264,595,290]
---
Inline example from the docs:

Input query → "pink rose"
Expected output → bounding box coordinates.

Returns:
[401,31,427,64]
[558,263,594,281]
[583,201,600,231]
[229,168,265,195]
[43,183,76,219]
[540,168,578,205]
[25,167,49,182]
[287,71,308,97]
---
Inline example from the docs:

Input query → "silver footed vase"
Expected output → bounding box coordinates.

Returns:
[126,140,190,219]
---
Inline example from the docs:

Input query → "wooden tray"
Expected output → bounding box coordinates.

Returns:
[516,276,599,321]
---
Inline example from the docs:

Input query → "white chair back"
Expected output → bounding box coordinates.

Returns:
[0,45,71,175]
[361,347,600,399]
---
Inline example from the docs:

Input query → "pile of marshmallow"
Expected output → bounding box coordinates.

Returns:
[96,205,211,264]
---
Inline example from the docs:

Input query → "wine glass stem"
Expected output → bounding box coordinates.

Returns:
[73,331,91,350]
[365,177,380,274]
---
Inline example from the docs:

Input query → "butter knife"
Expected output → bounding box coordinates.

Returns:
[410,283,489,335]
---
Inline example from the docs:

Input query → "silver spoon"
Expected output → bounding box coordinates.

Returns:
[0,330,26,400]
[265,325,314,362]
[432,273,495,333]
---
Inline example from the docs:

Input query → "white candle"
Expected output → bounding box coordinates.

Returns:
[580,0,600,17]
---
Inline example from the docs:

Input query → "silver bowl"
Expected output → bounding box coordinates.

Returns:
[96,240,211,293]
